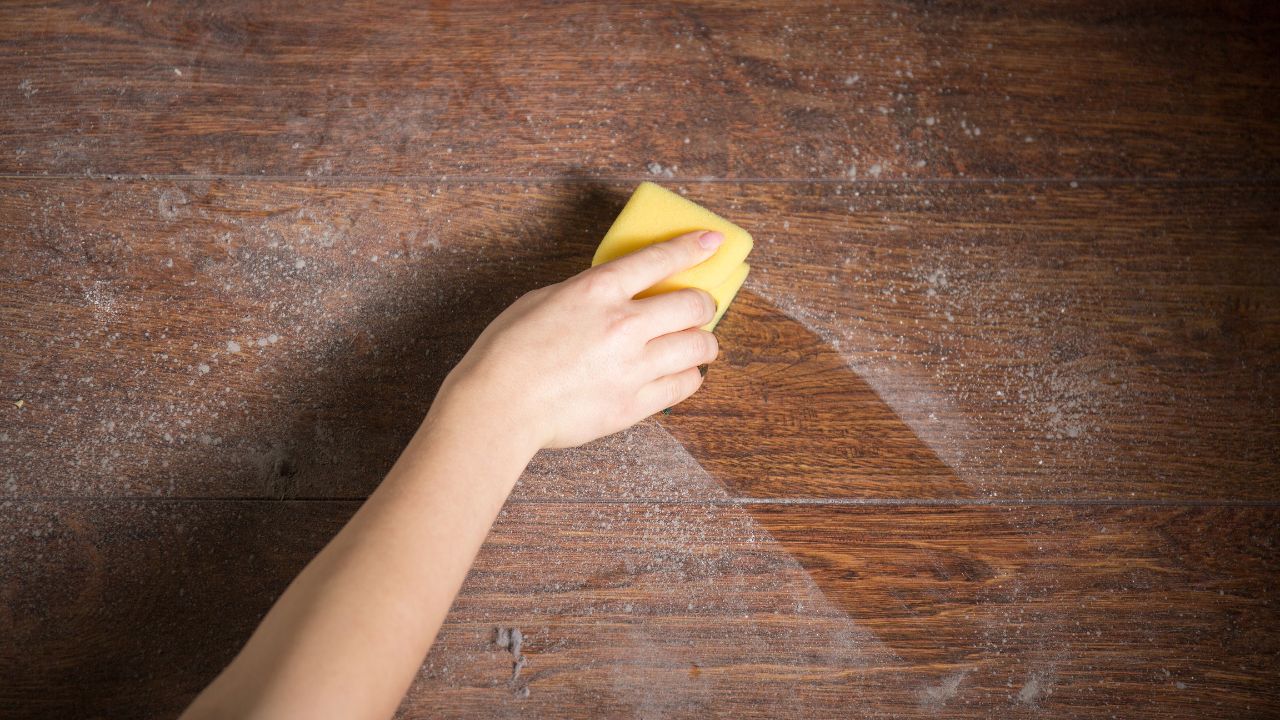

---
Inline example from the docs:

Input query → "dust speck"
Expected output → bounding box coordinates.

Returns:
[157,189,188,220]
[647,162,675,178]
[494,626,528,686]
[1016,671,1053,706]
[919,670,969,709]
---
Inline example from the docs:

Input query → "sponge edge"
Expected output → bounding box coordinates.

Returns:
[592,182,754,297]
[705,262,750,331]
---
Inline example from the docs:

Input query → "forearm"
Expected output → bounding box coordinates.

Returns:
[184,393,537,720]
[184,230,722,719]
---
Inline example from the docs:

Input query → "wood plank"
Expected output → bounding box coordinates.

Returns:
[734,181,1280,500]
[0,499,1275,718]
[2,1,1277,179]
[3,180,1276,500]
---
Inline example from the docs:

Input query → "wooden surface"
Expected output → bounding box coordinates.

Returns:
[3,1,1279,179]
[3,502,1277,718]
[1,1,1278,718]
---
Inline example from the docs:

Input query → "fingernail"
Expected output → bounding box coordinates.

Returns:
[697,231,724,249]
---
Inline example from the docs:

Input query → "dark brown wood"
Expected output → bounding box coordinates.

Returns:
[1,1,1277,179]
[2,0,1279,717]
[0,500,1275,718]
[3,181,1275,500]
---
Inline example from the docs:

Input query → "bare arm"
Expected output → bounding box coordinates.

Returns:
[182,229,725,720]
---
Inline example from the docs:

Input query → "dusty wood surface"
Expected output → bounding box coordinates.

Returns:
[1,1,1278,718]
[3,181,1276,500]
[1,501,1276,718]
[2,1,1278,179]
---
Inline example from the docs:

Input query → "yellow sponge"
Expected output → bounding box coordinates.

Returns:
[705,261,750,331]
[593,182,752,331]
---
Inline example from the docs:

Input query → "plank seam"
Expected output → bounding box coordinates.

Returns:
[5,496,1280,507]
[2,174,1280,186]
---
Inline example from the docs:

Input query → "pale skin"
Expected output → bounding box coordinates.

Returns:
[182,229,726,720]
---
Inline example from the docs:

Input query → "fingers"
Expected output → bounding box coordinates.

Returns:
[645,328,718,378]
[597,230,725,298]
[636,366,705,417]
[632,287,717,337]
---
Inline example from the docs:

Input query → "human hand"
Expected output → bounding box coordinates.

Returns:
[431,230,725,452]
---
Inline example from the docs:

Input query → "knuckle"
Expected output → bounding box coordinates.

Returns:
[666,377,688,406]
[697,290,717,322]
[699,330,719,360]
[646,242,676,268]
[684,332,711,363]
[681,289,707,319]
[677,371,703,403]
[608,309,642,336]
[579,268,622,298]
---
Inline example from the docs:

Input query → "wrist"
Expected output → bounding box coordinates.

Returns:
[425,371,545,463]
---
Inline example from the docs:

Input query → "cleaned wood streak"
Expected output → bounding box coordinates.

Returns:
[0,501,1276,718]
[2,181,1275,500]
[0,1,1277,178]
[0,0,1277,718]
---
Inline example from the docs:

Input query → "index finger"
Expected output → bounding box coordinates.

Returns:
[598,230,724,298]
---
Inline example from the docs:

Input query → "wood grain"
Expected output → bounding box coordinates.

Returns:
[1,0,1277,179]
[0,500,1275,719]
[2,1,1279,716]
[3,180,1275,500]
